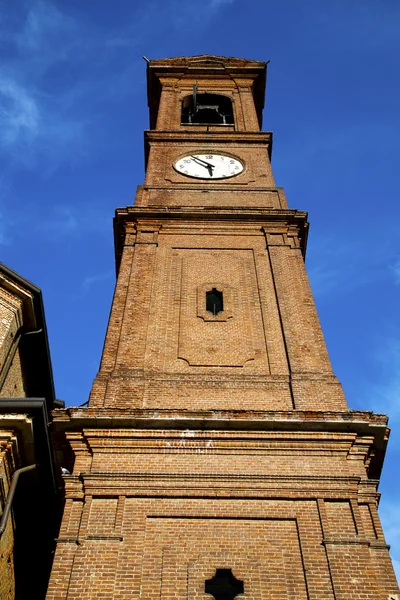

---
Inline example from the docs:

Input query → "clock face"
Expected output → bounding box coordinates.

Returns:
[174,153,244,179]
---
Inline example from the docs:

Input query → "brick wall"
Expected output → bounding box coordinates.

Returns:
[0,432,19,600]
[89,218,346,412]
[47,411,399,599]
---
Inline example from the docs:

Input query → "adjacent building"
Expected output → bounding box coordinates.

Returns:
[0,263,62,600]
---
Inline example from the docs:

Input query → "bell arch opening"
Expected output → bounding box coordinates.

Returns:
[181,93,234,125]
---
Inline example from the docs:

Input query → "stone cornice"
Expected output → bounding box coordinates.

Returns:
[144,130,273,167]
[62,472,378,502]
[113,206,309,270]
[53,408,388,429]
[115,206,306,220]
[145,130,272,144]
[52,408,388,481]
[148,55,267,69]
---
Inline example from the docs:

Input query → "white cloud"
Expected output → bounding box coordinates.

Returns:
[368,339,400,421]
[363,340,400,583]
[307,229,400,299]
[391,259,400,286]
[307,235,377,297]
[0,2,90,169]
[378,499,400,582]
[16,0,79,63]
[22,1,66,46]
[67,271,114,302]
[34,202,113,243]
[100,0,236,50]
[0,78,40,146]
[0,179,22,246]
[302,0,400,50]
[209,0,235,8]
[82,272,114,291]
[0,73,88,170]
[0,208,11,246]
[1,0,236,170]
[52,207,78,236]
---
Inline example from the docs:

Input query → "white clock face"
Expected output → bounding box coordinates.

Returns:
[174,153,244,179]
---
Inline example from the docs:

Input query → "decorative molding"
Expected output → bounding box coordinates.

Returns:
[135,224,161,245]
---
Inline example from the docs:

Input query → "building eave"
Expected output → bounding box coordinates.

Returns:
[0,263,56,410]
[52,407,389,482]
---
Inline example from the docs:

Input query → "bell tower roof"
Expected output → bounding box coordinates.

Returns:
[147,54,267,68]
[146,54,268,131]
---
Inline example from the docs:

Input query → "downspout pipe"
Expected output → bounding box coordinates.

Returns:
[0,464,37,538]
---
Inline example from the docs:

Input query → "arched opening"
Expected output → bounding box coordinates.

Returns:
[206,288,224,316]
[182,93,234,125]
[205,568,244,600]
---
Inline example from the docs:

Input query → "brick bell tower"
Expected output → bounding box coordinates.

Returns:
[47,56,399,600]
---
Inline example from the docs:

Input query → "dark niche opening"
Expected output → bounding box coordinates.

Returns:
[205,568,244,600]
[206,288,223,316]
[182,93,234,125]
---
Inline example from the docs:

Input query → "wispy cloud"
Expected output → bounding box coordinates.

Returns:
[0,78,39,146]
[68,271,114,302]
[0,1,91,169]
[36,203,112,242]
[362,338,400,582]
[365,338,400,421]
[82,272,114,292]
[390,259,400,286]
[1,0,236,171]
[0,207,11,246]
[0,178,25,246]
[46,206,78,237]
[14,0,78,61]
[302,0,400,50]
[306,224,400,299]
[209,0,234,9]
[101,0,235,50]
[379,499,400,581]
[0,74,88,172]
[308,235,381,298]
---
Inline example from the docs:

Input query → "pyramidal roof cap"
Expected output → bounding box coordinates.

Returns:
[148,54,267,69]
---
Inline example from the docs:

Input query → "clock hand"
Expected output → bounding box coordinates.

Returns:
[190,156,215,170]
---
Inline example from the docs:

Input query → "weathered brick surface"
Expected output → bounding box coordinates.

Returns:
[48,457,398,599]
[0,433,18,600]
[48,55,399,599]
[0,271,36,599]
[0,282,29,399]
[89,219,344,412]
[0,348,27,398]
[47,406,399,599]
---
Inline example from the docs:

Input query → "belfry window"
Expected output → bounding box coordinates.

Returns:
[181,90,234,125]
[205,569,244,600]
[206,288,223,316]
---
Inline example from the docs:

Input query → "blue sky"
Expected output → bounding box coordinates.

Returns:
[1,0,399,579]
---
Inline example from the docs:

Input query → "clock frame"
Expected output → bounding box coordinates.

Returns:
[173,152,244,180]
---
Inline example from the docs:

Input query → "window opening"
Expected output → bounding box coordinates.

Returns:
[206,288,223,316]
[182,89,234,125]
[205,568,244,600]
